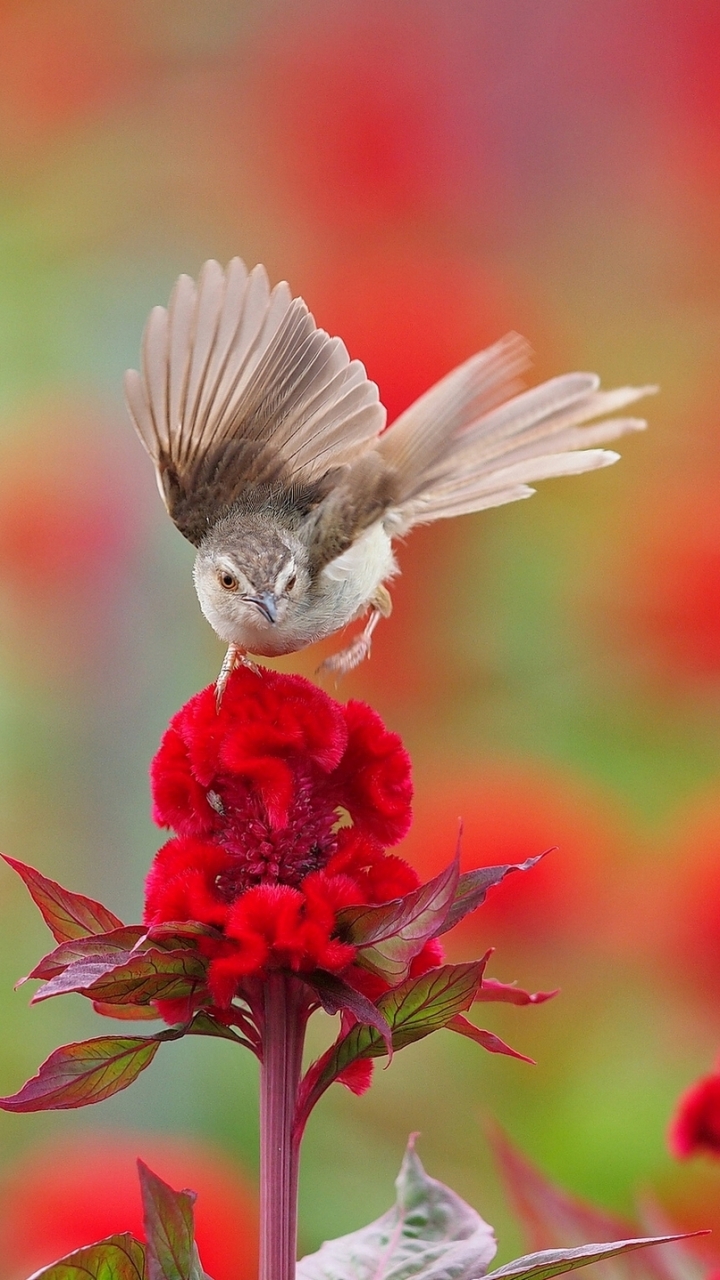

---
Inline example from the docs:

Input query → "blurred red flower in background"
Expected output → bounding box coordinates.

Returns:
[614,484,720,682]
[652,794,720,996]
[670,1067,720,1159]
[0,399,143,678]
[308,248,518,427]
[0,1132,258,1280]
[401,761,630,951]
[243,4,471,229]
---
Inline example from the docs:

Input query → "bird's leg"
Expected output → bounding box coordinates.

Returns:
[215,643,257,707]
[317,587,392,678]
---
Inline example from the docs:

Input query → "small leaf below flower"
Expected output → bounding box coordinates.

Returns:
[3,855,123,943]
[32,948,208,1007]
[448,1014,534,1063]
[297,1136,496,1280]
[24,1233,146,1279]
[26,926,147,982]
[139,1160,207,1280]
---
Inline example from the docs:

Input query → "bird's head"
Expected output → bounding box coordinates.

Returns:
[193,513,309,645]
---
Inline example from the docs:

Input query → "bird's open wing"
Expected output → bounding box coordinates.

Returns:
[124,258,386,544]
[374,334,655,535]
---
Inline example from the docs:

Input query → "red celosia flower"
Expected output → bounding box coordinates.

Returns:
[145,667,414,1002]
[670,1068,720,1159]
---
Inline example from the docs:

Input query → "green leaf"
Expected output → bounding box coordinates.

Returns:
[299,962,484,1121]
[0,1012,240,1114]
[24,1233,146,1278]
[138,1161,206,1280]
[337,860,459,981]
[297,1136,497,1280]
[0,1034,163,1111]
[3,855,123,943]
[32,949,208,1007]
[483,1238,701,1280]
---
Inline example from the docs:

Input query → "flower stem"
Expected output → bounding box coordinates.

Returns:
[260,972,307,1280]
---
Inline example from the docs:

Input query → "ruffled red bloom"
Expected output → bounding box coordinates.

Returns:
[670,1069,720,1159]
[145,668,415,1002]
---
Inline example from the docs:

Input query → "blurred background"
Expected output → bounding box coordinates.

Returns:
[1,1,720,1275]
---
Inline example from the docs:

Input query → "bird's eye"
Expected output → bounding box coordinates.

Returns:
[218,570,238,591]
[286,573,297,592]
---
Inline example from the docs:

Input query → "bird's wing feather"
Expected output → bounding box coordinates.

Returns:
[124,258,386,544]
[375,339,655,534]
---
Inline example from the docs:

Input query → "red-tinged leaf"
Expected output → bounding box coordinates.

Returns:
[447,1014,534,1063]
[489,1124,702,1280]
[0,1035,163,1111]
[483,1236,708,1280]
[25,926,147,982]
[303,970,393,1057]
[32,949,208,1007]
[24,1232,146,1278]
[3,854,123,943]
[437,854,549,937]
[337,860,460,980]
[93,1001,162,1021]
[491,1123,638,1252]
[475,980,559,1006]
[297,961,486,1125]
[138,1160,205,1280]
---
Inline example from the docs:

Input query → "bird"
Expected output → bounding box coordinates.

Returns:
[125,257,655,698]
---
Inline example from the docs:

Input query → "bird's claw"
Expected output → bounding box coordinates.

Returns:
[317,607,382,679]
[215,645,258,708]
[317,633,373,678]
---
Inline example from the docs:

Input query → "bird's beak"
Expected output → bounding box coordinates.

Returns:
[246,592,278,625]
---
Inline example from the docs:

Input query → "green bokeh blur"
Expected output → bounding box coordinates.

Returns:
[1,2,720,1275]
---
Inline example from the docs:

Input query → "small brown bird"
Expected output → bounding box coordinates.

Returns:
[125,258,654,696]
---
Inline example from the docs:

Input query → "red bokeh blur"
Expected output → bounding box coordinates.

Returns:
[307,248,520,427]
[670,1067,720,1159]
[401,761,630,951]
[0,1131,258,1279]
[0,399,143,678]
[243,5,472,229]
[654,793,720,997]
[614,482,720,683]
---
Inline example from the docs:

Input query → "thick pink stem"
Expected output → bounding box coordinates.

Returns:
[260,972,307,1280]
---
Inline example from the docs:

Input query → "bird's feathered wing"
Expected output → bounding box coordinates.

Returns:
[125,258,654,563]
[373,339,655,535]
[124,257,386,544]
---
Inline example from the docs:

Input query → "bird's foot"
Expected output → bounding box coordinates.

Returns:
[317,608,381,679]
[215,645,258,708]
